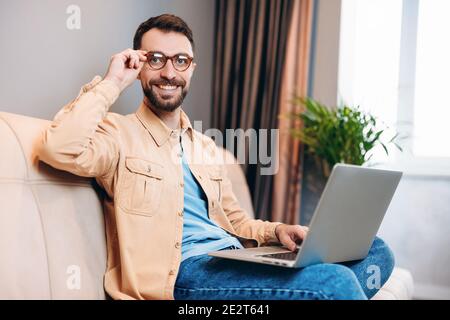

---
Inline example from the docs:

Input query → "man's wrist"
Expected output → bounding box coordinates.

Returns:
[92,77,122,107]
[103,75,123,92]
[274,223,285,242]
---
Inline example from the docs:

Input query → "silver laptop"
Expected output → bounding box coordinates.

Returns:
[208,163,402,268]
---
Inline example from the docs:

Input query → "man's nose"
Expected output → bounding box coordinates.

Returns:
[160,60,177,81]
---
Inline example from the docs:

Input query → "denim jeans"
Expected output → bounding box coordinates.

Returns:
[174,237,395,300]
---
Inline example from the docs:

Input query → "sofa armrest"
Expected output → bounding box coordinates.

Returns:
[371,267,414,300]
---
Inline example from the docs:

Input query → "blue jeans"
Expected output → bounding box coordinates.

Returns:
[174,237,395,300]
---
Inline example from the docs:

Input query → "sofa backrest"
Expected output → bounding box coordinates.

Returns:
[220,148,255,219]
[0,112,107,299]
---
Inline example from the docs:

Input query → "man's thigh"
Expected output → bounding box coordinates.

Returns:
[174,255,366,300]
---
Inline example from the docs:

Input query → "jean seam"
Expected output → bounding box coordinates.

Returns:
[174,286,332,300]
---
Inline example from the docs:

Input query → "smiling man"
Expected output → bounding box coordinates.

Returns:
[37,14,394,300]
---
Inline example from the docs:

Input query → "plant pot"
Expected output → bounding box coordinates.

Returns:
[300,153,329,225]
[313,156,331,178]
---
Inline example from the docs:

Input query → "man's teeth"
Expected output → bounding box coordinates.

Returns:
[157,85,177,90]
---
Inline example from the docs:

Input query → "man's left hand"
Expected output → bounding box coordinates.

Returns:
[275,224,309,251]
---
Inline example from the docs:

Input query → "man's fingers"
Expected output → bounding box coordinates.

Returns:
[277,225,310,251]
[133,52,145,68]
[130,52,143,69]
[119,49,141,69]
[129,50,147,62]
[279,233,297,251]
[136,61,145,73]
[138,51,147,61]
[292,226,306,239]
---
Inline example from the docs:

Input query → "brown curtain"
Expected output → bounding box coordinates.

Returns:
[272,0,315,225]
[212,0,315,223]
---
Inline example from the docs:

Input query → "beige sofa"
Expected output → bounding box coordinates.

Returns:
[0,111,414,300]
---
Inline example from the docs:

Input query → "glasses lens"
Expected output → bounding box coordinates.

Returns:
[173,55,191,71]
[147,52,166,69]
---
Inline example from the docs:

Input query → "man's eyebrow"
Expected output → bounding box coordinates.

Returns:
[175,52,191,57]
[147,50,192,57]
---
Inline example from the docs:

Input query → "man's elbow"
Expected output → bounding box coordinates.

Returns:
[36,138,63,169]
[36,134,78,172]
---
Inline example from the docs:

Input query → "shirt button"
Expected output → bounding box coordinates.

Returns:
[211,200,215,208]
[147,166,152,173]
[169,270,175,276]
[175,242,181,249]
[180,182,184,187]
[178,210,184,217]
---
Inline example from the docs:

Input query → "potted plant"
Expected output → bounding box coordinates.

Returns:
[285,97,403,225]
[288,97,402,177]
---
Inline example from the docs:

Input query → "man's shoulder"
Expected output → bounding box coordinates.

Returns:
[103,111,140,125]
[97,111,142,139]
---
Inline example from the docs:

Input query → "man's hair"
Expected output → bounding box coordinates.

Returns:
[133,14,195,52]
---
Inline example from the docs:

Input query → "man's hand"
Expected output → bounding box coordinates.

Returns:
[104,49,148,92]
[275,224,309,251]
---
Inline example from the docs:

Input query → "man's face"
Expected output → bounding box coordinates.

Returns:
[138,28,196,112]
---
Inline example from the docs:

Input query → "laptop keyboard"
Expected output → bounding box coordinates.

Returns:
[260,251,298,261]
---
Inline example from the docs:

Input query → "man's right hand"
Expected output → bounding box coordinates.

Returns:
[104,49,148,92]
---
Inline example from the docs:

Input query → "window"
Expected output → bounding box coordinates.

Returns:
[414,0,450,158]
[339,0,450,175]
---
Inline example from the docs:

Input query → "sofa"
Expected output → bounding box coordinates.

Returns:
[0,111,414,299]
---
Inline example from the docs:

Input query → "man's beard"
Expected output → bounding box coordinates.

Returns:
[142,79,188,112]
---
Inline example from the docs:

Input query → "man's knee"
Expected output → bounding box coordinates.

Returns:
[307,264,367,300]
[370,236,396,277]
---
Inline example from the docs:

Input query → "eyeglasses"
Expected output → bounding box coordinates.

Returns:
[145,51,194,72]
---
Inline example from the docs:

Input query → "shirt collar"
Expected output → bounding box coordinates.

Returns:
[135,102,193,147]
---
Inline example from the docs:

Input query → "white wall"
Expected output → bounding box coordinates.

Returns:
[378,176,450,299]
[0,0,214,128]
[311,0,341,107]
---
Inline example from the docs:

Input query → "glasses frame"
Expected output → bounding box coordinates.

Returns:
[145,51,194,72]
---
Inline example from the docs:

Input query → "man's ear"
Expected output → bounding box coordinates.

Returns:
[192,62,197,71]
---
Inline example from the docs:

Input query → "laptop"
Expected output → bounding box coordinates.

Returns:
[208,163,402,268]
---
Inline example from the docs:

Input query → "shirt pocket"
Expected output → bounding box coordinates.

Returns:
[208,167,223,203]
[117,156,165,217]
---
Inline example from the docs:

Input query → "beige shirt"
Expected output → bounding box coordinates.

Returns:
[37,76,282,300]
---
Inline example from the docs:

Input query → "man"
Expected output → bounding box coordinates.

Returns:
[38,14,394,300]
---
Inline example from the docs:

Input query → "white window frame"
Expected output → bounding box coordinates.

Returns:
[339,0,450,177]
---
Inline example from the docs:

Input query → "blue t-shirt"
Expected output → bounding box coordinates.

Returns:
[181,154,243,262]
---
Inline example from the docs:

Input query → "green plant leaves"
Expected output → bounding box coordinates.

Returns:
[288,97,403,169]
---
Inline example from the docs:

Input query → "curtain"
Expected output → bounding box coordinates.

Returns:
[212,0,316,223]
[272,0,315,225]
